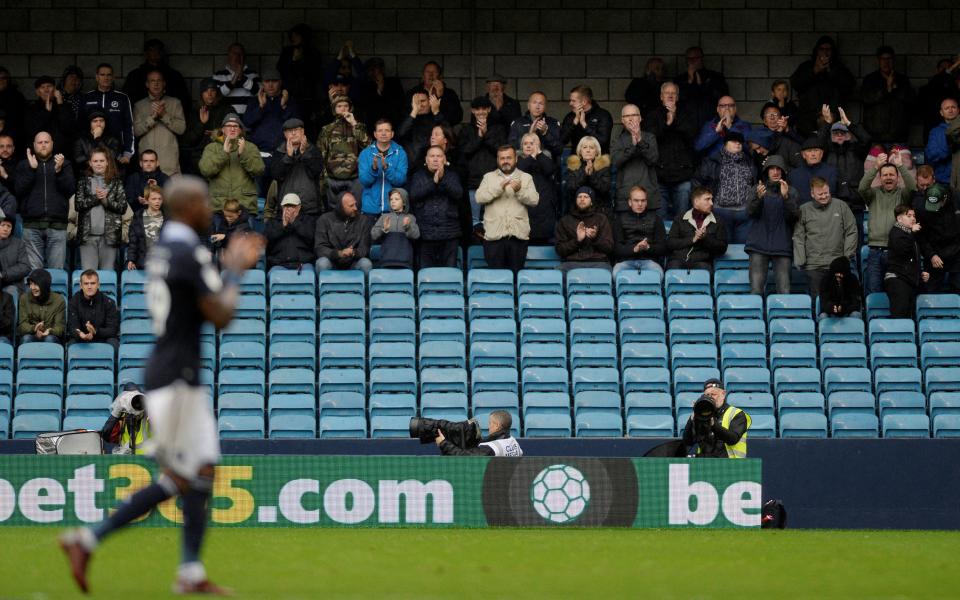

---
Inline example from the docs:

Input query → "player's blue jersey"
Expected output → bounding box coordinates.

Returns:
[143,221,222,391]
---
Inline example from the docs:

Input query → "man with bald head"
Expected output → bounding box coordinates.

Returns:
[645,81,699,218]
[694,95,752,157]
[508,91,563,160]
[16,131,74,269]
[611,104,662,214]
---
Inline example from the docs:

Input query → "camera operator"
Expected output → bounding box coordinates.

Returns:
[100,383,151,455]
[682,378,751,458]
[435,411,523,457]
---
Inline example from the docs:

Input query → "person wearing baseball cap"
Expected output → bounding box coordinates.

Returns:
[197,112,265,214]
[681,378,752,458]
[913,181,960,292]
[263,192,317,271]
[789,135,839,205]
[180,78,232,174]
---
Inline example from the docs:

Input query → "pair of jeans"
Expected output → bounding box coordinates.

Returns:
[22,227,67,270]
[748,253,792,295]
[803,269,828,298]
[865,247,889,296]
[712,206,751,245]
[468,189,482,227]
[612,259,664,279]
[658,180,691,221]
[315,257,372,274]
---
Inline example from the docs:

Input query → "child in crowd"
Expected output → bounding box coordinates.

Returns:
[210,198,252,261]
[126,184,165,270]
[371,188,419,269]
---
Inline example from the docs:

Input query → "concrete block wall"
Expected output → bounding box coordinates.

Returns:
[1,0,959,137]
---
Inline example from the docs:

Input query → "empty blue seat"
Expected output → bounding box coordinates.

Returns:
[930,392,960,418]
[18,343,64,370]
[925,367,960,395]
[121,269,147,297]
[575,411,623,437]
[521,367,569,394]
[831,413,880,438]
[572,367,619,395]
[14,392,61,417]
[468,269,514,296]
[470,318,516,343]
[473,367,518,395]
[517,269,563,296]
[270,294,316,321]
[827,391,876,417]
[768,318,815,344]
[617,295,664,321]
[72,269,117,300]
[819,342,868,370]
[920,342,960,370]
[721,343,767,370]
[716,294,763,321]
[666,294,713,320]
[818,317,866,344]
[216,370,265,396]
[67,343,114,371]
[413,318,463,345]
[713,269,750,295]
[723,368,771,394]
[674,367,718,395]
[870,342,917,370]
[266,368,314,396]
[766,294,811,320]
[614,269,662,297]
[574,391,621,416]
[63,415,108,431]
[727,392,774,416]
[419,293,465,320]
[269,413,317,439]
[777,392,826,418]
[865,293,891,320]
[719,318,765,345]
[933,414,960,438]
[671,343,718,370]
[626,413,674,437]
[319,415,367,439]
[919,319,960,344]
[368,269,414,296]
[468,294,514,321]
[570,318,616,345]
[473,392,520,432]
[421,392,469,421]
[116,367,143,389]
[268,269,314,296]
[624,391,672,416]
[47,269,69,298]
[877,391,926,419]
[520,318,566,345]
[267,393,315,418]
[218,393,265,417]
[623,367,671,395]
[318,293,365,320]
[370,415,412,438]
[823,367,872,396]
[317,270,364,297]
[874,367,922,395]
[520,343,566,370]
[524,413,572,437]
[769,342,816,370]
[219,341,266,370]
[237,269,267,296]
[882,414,930,438]
[568,294,615,320]
[419,341,466,370]
[66,370,114,397]
[523,391,570,417]
[570,342,617,370]
[369,393,417,418]
[221,319,267,345]
[217,414,265,439]
[669,318,716,345]
[466,245,488,270]
[0,344,12,373]
[269,342,316,370]
[916,294,960,320]
[368,367,416,396]
[470,341,517,369]
[120,319,155,344]
[317,368,365,396]
[369,342,415,370]
[65,394,112,417]
[566,268,612,296]
[747,414,776,438]
[17,370,63,396]
[620,343,668,370]
[715,244,749,270]
[870,319,916,344]
[315,318,365,345]
[524,246,562,269]
[417,267,463,296]
[12,412,60,438]
[779,412,828,438]
[664,269,710,296]
[420,368,468,395]
[773,367,821,396]
[233,295,266,321]
[518,293,565,321]
[619,318,666,344]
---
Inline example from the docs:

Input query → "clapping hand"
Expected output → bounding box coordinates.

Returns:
[199,105,209,124]
[820,104,833,124]
[576,221,587,242]
[693,226,707,242]
[95,186,107,201]
[26,149,38,169]
[281,89,289,109]
[237,137,246,155]
[54,154,65,173]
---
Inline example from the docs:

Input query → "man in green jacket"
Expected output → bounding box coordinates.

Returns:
[859,152,916,295]
[18,269,66,343]
[793,177,860,296]
[198,113,265,213]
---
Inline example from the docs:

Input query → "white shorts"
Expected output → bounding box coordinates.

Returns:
[144,381,220,480]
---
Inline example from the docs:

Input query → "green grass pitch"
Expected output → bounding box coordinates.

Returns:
[1,527,955,599]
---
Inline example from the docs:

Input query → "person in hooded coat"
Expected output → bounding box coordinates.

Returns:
[18,268,66,344]
[555,186,614,271]
[818,256,862,320]
[564,136,612,215]
[745,155,800,295]
[789,35,857,137]
[371,187,419,269]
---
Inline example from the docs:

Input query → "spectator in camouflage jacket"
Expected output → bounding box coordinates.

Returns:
[318,95,369,212]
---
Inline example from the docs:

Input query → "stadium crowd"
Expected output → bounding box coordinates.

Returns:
[0,31,959,344]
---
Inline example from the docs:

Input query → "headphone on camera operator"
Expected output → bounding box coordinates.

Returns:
[682,378,751,459]
[100,383,152,455]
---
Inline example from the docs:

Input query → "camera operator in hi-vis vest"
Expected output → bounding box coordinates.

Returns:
[683,378,751,458]
[100,383,151,455]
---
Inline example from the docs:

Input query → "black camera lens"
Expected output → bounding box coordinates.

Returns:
[131,395,145,411]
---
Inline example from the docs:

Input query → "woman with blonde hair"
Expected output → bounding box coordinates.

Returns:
[564,135,611,214]
[74,147,128,270]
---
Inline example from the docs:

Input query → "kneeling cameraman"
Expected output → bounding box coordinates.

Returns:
[100,383,151,455]
[435,411,523,457]
[682,379,751,458]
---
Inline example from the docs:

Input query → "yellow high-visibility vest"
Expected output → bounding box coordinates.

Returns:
[722,406,751,459]
[119,418,150,455]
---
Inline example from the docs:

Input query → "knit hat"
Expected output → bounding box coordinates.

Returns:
[330,95,351,109]
[221,113,243,128]
[703,378,724,391]
[801,137,824,151]
[87,109,107,122]
[34,75,55,88]
[575,186,595,203]
[925,183,949,213]
[724,131,745,145]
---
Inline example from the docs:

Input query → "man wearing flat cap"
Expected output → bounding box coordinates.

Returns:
[791,136,839,204]
[270,117,324,217]
[485,73,521,130]
[682,378,751,458]
[244,68,299,195]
